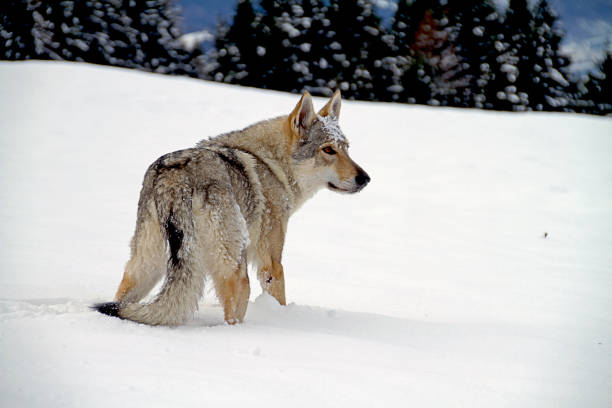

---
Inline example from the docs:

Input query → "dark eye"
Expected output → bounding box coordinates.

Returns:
[322,146,336,155]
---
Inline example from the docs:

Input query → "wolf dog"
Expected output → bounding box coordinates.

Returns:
[93,90,370,326]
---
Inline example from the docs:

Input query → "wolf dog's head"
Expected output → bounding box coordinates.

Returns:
[288,91,370,196]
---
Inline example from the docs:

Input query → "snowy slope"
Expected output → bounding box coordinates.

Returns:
[1,61,611,407]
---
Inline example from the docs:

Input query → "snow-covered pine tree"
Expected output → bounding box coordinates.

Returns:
[254,0,303,92]
[490,0,534,111]
[211,0,321,93]
[279,1,317,92]
[63,0,112,66]
[402,1,467,107]
[422,8,468,107]
[386,0,418,102]
[389,0,435,104]
[0,0,56,61]
[390,0,472,107]
[391,0,423,57]
[443,0,502,109]
[322,0,396,101]
[1,1,202,77]
[488,0,574,112]
[118,0,203,76]
[211,0,262,85]
[358,3,398,102]
[412,7,450,105]
[529,0,573,111]
[296,0,331,95]
[1,0,36,60]
[582,51,612,115]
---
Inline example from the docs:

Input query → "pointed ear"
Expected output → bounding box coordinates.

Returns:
[289,91,316,133]
[317,90,342,119]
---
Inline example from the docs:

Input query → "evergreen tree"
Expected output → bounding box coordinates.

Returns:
[211,0,330,94]
[295,0,328,94]
[0,1,203,77]
[255,0,303,91]
[530,0,572,111]
[211,0,262,85]
[0,0,52,60]
[444,0,502,109]
[390,0,424,57]
[414,7,465,106]
[487,0,573,112]
[116,0,203,76]
[582,51,612,115]
[1,0,35,60]
[319,0,399,101]
[389,0,435,104]
[214,0,396,100]
[390,0,462,106]
[298,0,344,96]
[205,0,591,114]
[490,0,533,111]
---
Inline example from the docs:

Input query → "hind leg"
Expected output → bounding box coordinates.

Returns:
[213,259,250,324]
[193,192,251,324]
[115,201,167,303]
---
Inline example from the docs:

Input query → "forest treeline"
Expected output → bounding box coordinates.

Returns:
[2,0,610,114]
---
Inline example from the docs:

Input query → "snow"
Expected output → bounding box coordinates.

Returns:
[329,41,342,50]
[548,67,570,87]
[299,42,311,53]
[501,63,518,74]
[178,30,213,52]
[316,114,347,144]
[363,25,379,36]
[387,84,404,93]
[508,92,521,103]
[292,61,309,75]
[280,22,300,39]
[472,26,485,37]
[1,61,612,407]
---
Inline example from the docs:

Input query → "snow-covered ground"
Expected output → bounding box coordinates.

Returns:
[1,61,611,407]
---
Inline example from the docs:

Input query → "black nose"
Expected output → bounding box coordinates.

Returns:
[355,169,370,187]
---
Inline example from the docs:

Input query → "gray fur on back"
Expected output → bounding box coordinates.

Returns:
[117,140,276,326]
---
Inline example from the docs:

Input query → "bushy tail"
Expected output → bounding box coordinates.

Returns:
[93,182,205,326]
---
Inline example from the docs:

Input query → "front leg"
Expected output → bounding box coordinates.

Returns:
[258,260,286,305]
[257,219,287,306]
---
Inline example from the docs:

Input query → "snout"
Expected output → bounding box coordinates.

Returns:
[327,168,370,193]
[355,168,370,189]
[327,157,370,194]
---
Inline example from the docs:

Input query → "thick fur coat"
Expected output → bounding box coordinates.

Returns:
[94,91,370,326]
